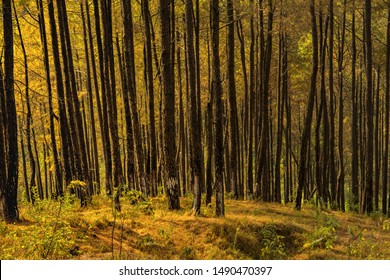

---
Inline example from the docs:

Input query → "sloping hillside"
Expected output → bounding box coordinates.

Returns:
[1,194,389,260]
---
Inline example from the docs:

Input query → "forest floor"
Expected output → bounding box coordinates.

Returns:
[1,192,390,260]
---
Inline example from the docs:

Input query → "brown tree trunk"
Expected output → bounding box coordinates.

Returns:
[121,0,147,195]
[351,0,359,210]
[337,0,346,211]
[56,0,90,192]
[160,0,180,210]
[47,0,73,187]
[13,1,36,202]
[2,0,19,222]
[364,0,374,214]
[142,0,157,196]
[37,0,63,198]
[328,0,337,208]
[81,1,99,198]
[295,0,318,210]
[101,0,124,210]
[185,0,203,213]
[211,0,224,216]
[0,58,5,205]
[384,8,390,216]
[226,0,239,200]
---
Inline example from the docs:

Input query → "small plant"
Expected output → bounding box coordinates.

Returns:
[304,214,339,250]
[67,180,88,207]
[125,190,154,215]
[383,219,390,231]
[126,190,146,205]
[137,235,155,248]
[136,201,154,215]
[348,228,383,259]
[304,226,337,250]
[259,225,286,260]
[180,246,195,259]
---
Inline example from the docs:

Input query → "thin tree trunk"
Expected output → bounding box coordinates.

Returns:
[374,68,381,211]
[142,0,157,196]
[383,8,390,216]
[101,0,123,210]
[364,0,374,214]
[85,0,103,194]
[185,0,203,213]
[81,1,99,199]
[351,0,359,210]
[47,0,72,187]
[92,0,112,196]
[247,0,255,198]
[36,0,62,198]
[337,0,346,211]
[226,0,239,200]
[0,57,6,206]
[121,0,147,196]
[295,0,318,210]
[211,0,224,216]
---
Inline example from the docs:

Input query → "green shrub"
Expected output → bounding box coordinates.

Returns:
[125,190,154,215]
[180,246,195,259]
[259,225,287,260]
[304,214,339,250]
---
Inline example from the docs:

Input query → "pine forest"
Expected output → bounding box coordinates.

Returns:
[1,0,390,259]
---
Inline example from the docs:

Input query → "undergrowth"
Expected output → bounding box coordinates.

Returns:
[1,195,389,260]
[0,194,76,259]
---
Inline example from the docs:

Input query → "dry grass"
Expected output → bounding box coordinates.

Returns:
[1,194,390,260]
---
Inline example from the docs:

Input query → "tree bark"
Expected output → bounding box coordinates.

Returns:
[384,8,390,216]
[160,0,180,210]
[211,0,224,216]
[2,0,19,222]
[295,0,318,210]
[142,0,157,196]
[185,0,203,213]
[364,0,374,214]
[351,0,359,210]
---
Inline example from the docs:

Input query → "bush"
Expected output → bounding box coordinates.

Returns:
[259,225,287,260]
[304,214,339,250]
[125,190,154,215]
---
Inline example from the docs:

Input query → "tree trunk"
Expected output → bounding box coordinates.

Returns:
[185,0,203,213]
[226,0,239,200]
[121,0,147,196]
[2,0,19,222]
[47,0,73,187]
[81,1,99,199]
[0,59,5,206]
[295,0,318,210]
[85,0,103,194]
[384,8,390,216]
[337,0,346,211]
[92,0,112,196]
[142,0,157,196]
[160,0,180,210]
[211,0,224,216]
[101,0,124,210]
[364,0,374,214]
[37,0,63,198]
[351,0,359,210]
[247,0,255,198]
